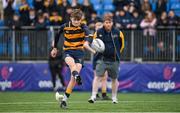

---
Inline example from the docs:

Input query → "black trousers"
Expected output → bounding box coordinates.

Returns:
[49,58,65,88]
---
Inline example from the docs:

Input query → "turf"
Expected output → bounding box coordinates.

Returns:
[0,92,179,112]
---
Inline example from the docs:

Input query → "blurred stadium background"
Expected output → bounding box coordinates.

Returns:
[0,0,180,112]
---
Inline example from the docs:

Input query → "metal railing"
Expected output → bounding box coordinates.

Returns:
[0,27,180,62]
[0,27,50,61]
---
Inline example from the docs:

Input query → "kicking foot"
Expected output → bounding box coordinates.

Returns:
[55,92,64,101]
[60,100,68,109]
[75,75,82,85]
[55,92,68,109]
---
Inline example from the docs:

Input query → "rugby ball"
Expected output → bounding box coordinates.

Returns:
[55,92,64,101]
[91,38,105,53]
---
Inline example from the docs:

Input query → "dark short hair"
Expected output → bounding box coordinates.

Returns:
[70,9,83,20]
[95,17,103,23]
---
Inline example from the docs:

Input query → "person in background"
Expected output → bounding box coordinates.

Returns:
[129,0,141,12]
[35,13,48,58]
[18,0,30,26]
[2,0,16,9]
[27,8,36,26]
[71,0,82,9]
[35,13,47,29]
[141,0,151,15]
[62,6,73,23]
[92,17,111,100]
[140,11,157,57]
[56,0,70,24]
[168,10,178,27]
[157,11,169,27]
[113,0,127,11]
[88,14,125,104]
[10,13,22,29]
[155,0,167,18]
[42,11,50,26]
[140,11,157,37]
[115,8,132,29]
[49,11,63,26]
[33,0,44,12]
[49,42,66,91]
[130,11,142,29]
[82,0,96,23]
[42,0,56,16]
[3,0,16,26]
[9,13,23,56]
[0,12,4,27]
[128,3,136,15]
[87,12,98,30]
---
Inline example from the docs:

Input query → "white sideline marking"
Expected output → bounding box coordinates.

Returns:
[0,100,178,105]
[0,112,179,113]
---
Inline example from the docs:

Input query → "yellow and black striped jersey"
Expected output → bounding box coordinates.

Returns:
[54,22,92,51]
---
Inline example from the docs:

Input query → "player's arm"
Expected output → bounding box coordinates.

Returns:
[82,24,96,54]
[83,36,96,54]
[119,31,125,53]
[51,24,65,57]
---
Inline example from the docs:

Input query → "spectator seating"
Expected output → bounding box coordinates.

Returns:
[168,0,180,16]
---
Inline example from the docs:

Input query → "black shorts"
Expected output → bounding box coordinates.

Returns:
[64,49,84,65]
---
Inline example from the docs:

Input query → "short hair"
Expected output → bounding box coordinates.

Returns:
[70,9,83,20]
[103,14,113,22]
[95,17,103,23]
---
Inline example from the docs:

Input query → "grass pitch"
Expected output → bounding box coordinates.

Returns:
[0,92,179,113]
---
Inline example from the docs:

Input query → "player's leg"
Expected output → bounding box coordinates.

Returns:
[63,56,78,90]
[63,62,82,97]
[88,75,102,103]
[88,60,105,103]
[111,78,119,104]
[49,66,57,91]
[101,72,107,95]
[62,76,76,100]
[75,63,83,83]
[60,57,83,108]
[57,66,66,88]
[65,56,82,85]
[101,71,111,100]
[92,60,101,99]
[59,56,77,108]
[93,71,101,99]
[59,75,76,108]
[107,61,119,104]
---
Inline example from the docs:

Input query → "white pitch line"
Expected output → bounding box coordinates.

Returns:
[0,100,179,105]
[0,111,179,113]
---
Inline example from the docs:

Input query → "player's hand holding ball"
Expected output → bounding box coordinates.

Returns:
[91,39,105,53]
[51,48,58,58]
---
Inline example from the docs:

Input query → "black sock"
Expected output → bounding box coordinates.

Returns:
[96,93,100,98]
[65,92,70,98]
[72,71,79,77]
[102,93,107,97]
